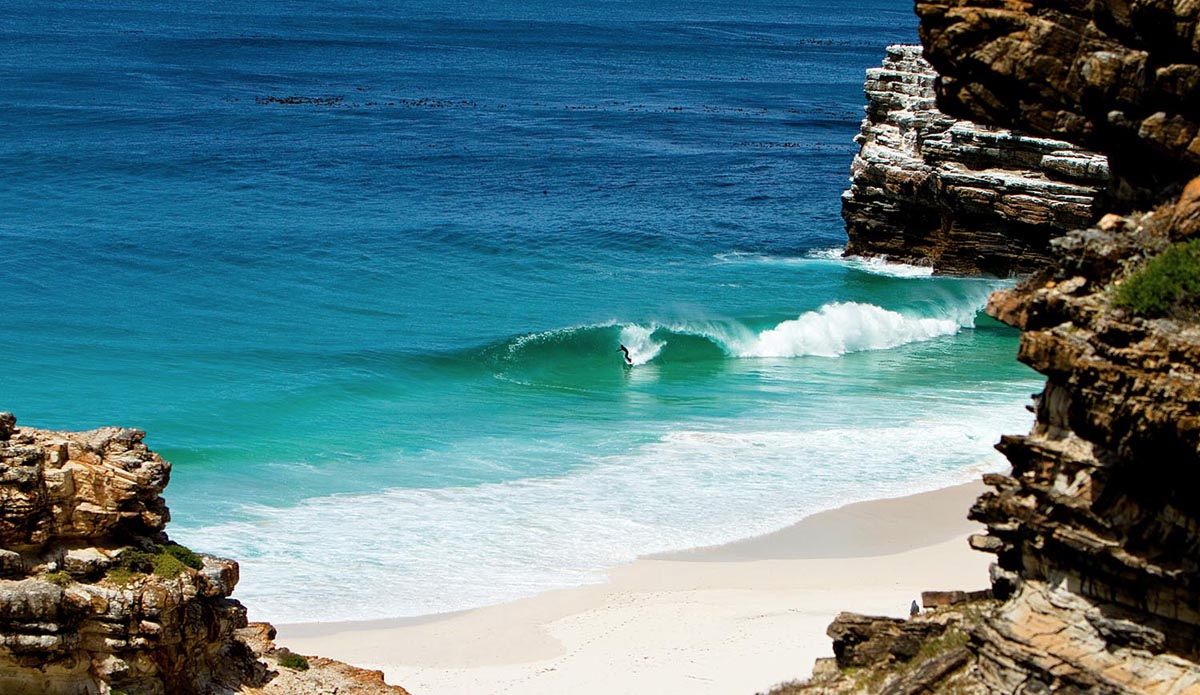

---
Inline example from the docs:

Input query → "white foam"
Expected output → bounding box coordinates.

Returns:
[176,399,1034,624]
[807,247,937,277]
[844,255,936,278]
[618,324,663,365]
[715,248,937,277]
[804,247,846,261]
[730,301,965,357]
[629,297,981,360]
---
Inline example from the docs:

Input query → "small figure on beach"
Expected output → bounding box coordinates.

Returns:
[617,344,633,365]
[910,599,920,617]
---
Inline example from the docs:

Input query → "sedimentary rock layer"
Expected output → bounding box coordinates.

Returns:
[915,0,1200,202]
[0,414,409,695]
[972,204,1200,694]
[842,45,1109,276]
[909,1,1200,689]
[782,206,1200,695]
[787,5,1200,695]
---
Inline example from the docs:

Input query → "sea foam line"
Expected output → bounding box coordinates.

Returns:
[714,249,937,278]
[176,400,1033,624]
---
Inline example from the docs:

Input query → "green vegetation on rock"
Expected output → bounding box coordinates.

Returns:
[44,571,72,587]
[1114,239,1200,318]
[105,543,204,583]
[279,652,310,671]
[161,542,204,570]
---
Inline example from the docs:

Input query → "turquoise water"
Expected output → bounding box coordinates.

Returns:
[0,0,1038,621]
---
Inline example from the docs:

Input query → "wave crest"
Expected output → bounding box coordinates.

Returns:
[728,301,964,358]
[491,298,981,375]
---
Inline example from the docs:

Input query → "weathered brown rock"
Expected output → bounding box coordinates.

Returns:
[914,0,1200,203]
[827,612,947,669]
[920,589,991,609]
[780,5,1200,694]
[842,45,1109,276]
[239,623,411,695]
[0,414,411,695]
[772,603,991,695]
[962,199,1200,693]
[0,423,171,549]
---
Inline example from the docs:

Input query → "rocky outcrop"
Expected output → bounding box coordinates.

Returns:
[912,1,1200,691]
[783,5,1200,695]
[914,1,1200,204]
[842,45,1109,276]
[969,203,1200,694]
[0,414,410,695]
[238,623,405,695]
[772,601,990,695]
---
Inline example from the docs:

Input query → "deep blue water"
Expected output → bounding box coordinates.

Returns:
[0,0,1039,621]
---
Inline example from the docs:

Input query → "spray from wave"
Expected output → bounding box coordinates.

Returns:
[728,301,962,357]
[617,324,664,365]
[804,247,937,278]
[492,293,987,373]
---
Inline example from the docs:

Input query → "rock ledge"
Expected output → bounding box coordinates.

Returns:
[843,45,1109,276]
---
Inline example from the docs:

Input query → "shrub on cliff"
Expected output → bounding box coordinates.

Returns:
[106,543,204,583]
[44,571,72,587]
[161,542,204,570]
[1115,239,1200,318]
[152,553,186,579]
[278,651,310,671]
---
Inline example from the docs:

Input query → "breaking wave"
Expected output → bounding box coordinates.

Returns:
[485,294,987,374]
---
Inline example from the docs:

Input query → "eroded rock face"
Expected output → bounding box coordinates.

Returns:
[908,1,1200,691]
[914,0,1200,202]
[843,45,1109,276]
[0,425,171,550]
[970,205,1200,693]
[0,415,410,695]
[0,419,255,695]
[785,5,1200,695]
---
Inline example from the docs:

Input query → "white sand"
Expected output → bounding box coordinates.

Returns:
[276,482,993,695]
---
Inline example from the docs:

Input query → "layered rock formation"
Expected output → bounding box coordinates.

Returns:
[969,200,1200,694]
[784,3,1200,695]
[842,45,1110,276]
[916,0,1200,203]
[785,204,1200,695]
[0,414,408,695]
[920,1,1200,686]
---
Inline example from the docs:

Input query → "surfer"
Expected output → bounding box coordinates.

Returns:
[617,344,633,365]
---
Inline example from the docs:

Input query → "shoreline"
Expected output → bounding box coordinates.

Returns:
[276,480,993,695]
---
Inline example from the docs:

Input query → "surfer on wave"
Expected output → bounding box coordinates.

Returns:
[617,344,633,365]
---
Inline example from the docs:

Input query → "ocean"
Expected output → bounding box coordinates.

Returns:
[0,0,1038,623]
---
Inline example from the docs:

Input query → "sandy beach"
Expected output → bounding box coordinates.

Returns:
[276,481,992,695]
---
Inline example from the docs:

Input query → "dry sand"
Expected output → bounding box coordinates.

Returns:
[276,481,992,695]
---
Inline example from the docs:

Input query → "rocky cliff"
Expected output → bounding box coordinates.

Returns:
[782,3,1200,695]
[842,45,1110,276]
[0,413,408,695]
[916,0,1200,205]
